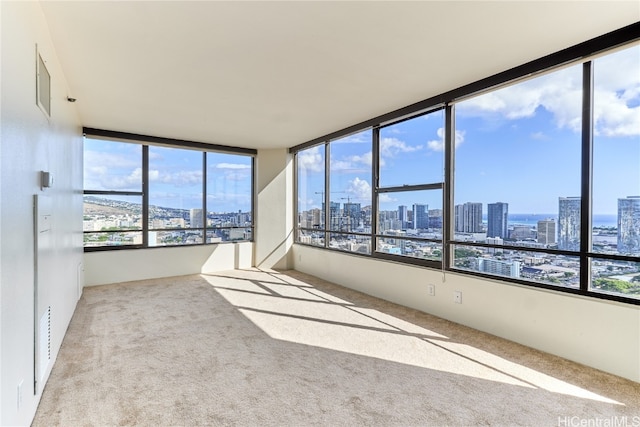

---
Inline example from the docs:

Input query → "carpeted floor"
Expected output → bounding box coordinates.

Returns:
[32,269,640,426]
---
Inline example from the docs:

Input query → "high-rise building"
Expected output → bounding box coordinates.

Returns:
[428,208,443,229]
[398,205,408,229]
[455,202,483,233]
[473,258,521,278]
[412,204,429,230]
[558,197,581,251]
[537,219,556,245]
[618,196,640,255]
[343,202,361,231]
[487,202,508,239]
[190,208,203,228]
[328,201,340,230]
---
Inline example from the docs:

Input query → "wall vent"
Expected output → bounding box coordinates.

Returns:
[39,306,51,383]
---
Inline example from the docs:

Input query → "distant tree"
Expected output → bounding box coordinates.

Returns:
[593,278,640,295]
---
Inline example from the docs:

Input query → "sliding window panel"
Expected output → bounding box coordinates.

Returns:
[452,244,580,289]
[379,110,444,187]
[590,258,640,300]
[83,194,142,232]
[297,145,326,231]
[328,233,371,255]
[591,44,640,257]
[148,146,203,232]
[377,237,442,261]
[377,189,443,238]
[329,130,372,232]
[206,228,251,243]
[84,231,142,248]
[206,152,253,228]
[149,230,204,247]
[297,229,325,247]
[454,65,582,249]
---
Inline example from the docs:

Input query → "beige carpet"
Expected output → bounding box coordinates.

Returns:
[32,269,640,426]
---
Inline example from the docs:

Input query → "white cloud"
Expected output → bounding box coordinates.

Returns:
[379,194,397,203]
[297,146,324,172]
[332,132,371,144]
[426,128,465,152]
[150,170,202,187]
[380,137,423,158]
[331,151,372,173]
[345,177,372,203]
[456,46,640,137]
[216,163,251,170]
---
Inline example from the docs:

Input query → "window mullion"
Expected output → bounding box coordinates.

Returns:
[372,128,380,252]
[444,103,454,271]
[580,61,594,293]
[202,152,207,243]
[142,145,149,248]
[324,142,331,248]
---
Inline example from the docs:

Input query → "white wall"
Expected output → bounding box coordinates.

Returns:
[255,148,293,270]
[1,2,84,425]
[84,242,253,286]
[292,244,640,383]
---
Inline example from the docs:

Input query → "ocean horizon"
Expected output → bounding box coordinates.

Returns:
[481,213,617,228]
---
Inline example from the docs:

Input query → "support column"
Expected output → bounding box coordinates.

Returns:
[255,148,293,270]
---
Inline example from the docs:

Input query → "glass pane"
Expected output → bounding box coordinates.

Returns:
[376,237,442,261]
[84,231,142,247]
[378,189,442,238]
[149,146,203,230]
[328,233,371,254]
[297,145,326,230]
[379,110,444,187]
[329,130,372,232]
[149,230,204,246]
[453,244,580,288]
[207,152,252,227]
[297,229,325,247]
[455,65,582,250]
[207,228,251,243]
[590,258,640,300]
[84,138,142,192]
[592,44,640,256]
[83,195,142,233]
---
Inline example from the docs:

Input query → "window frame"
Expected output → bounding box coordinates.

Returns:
[292,23,640,305]
[83,128,256,251]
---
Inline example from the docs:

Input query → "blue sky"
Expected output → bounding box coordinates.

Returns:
[298,44,640,216]
[84,140,252,213]
[85,45,638,216]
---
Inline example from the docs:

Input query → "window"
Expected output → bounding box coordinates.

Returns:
[207,152,253,242]
[83,131,254,250]
[452,64,583,284]
[329,130,372,254]
[83,139,143,247]
[589,44,640,299]
[376,110,445,264]
[297,145,325,247]
[293,29,640,305]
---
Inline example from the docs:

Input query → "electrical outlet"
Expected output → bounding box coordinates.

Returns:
[454,291,462,304]
[427,284,435,296]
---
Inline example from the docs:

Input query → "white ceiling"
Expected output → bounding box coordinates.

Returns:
[40,1,639,150]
